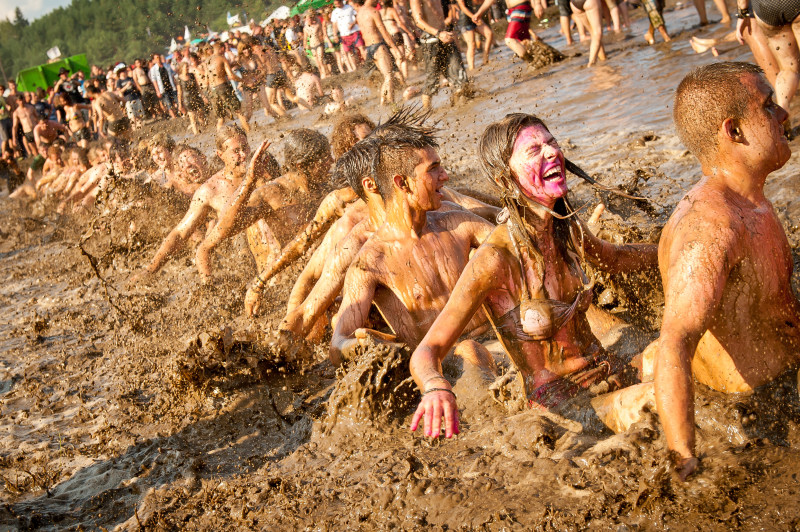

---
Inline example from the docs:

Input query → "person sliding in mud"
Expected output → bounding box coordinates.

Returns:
[409,113,658,440]
[471,0,545,61]
[329,120,498,367]
[355,0,404,105]
[207,41,251,134]
[648,62,800,480]
[134,125,274,280]
[410,0,470,110]
[736,0,800,134]
[194,129,335,281]
[244,111,498,333]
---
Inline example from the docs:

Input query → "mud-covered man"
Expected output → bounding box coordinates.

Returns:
[330,122,495,366]
[135,125,273,278]
[207,41,251,133]
[410,0,469,109]
[657,62,800,479]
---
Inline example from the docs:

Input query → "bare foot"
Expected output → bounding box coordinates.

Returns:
[644,32,655,45]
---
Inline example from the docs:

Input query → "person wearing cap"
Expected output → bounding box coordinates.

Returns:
[54,67,85,104]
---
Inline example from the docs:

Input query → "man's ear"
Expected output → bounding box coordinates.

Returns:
[361,176,379,194]
[722,117,745,143]
[393,174,409,192]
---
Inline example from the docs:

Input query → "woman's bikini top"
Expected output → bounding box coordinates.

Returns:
[494,250,593,342]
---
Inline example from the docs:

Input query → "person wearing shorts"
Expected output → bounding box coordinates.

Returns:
[211,82,242,120]
[108,116,131,137]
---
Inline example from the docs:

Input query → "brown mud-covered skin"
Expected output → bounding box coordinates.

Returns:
[5,5,800,529]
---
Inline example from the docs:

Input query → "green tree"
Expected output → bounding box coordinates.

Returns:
[13,7,28,27]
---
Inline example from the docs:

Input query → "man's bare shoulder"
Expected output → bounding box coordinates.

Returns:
[665,181,744,242]
[428,206,494,231]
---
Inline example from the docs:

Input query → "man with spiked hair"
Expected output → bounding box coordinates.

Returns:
[329,111,496,369]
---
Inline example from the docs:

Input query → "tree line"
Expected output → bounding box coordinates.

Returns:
[0,0,276,83]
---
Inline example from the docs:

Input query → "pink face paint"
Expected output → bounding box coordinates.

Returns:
[508,125,568,208]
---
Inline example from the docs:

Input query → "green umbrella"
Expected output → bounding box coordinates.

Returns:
[290,0,334,17]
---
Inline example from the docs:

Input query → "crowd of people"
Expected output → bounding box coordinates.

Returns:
[2,0,800,484]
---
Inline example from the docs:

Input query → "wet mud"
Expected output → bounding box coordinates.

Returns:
[3,2,800,529]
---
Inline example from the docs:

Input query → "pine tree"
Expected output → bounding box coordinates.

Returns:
[13,7,29,27]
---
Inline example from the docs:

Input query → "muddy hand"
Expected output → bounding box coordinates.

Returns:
[675,456,699,482]
[410,388,460,439]
[735,17,749,45]
[246,140,273,184]
[354,328,398,345]
[244,284,264,317]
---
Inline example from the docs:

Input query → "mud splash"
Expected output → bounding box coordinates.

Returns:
[3,1,800,529]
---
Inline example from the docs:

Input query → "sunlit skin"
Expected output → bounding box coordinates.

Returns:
[167,150,211,196]
[652,73,800,481]
[409,124,657,439]
[194,141,333,280]
[132,135,273,280]
[330,146,495,366]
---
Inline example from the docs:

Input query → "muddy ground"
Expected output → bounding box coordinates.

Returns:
[3,2,800,530]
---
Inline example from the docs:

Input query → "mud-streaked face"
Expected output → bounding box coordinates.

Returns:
[178,150,209,184]
[218,134,251,169]
[408,146,448,212]
[150,146,171,169]
[508,124,567,208]
[741,74,790,172]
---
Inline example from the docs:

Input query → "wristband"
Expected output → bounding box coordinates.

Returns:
[252,275,266,291]
[422,387,456,399]
[736,6,752,18]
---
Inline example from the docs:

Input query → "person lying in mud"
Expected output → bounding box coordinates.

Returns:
[409,113,658,439]
[329,121,497,366]
[244,110,499,319]
[145,132,177,189]
[46,146,90,199]
[650,62,800,480]
[59,142,133,211]
[194,128,335,280]
[134,125,276,279]
[34,145,66,194]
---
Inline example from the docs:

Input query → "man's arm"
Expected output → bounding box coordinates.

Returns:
[145,190,212,274]
[577,217,658,274]
[409,242,506,438]
[330,256,382,365]
[471,0,495,22]
[195,142,275,278]
[655,214,738,480]
[440,187,500,221]
[282,223,369,338]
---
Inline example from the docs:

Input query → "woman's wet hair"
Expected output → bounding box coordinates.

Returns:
[674,61,764,164]
[215,124,248,152]
[479,113,576,255]
[331,113,376,159]
[282,128,330,176]
[478,112,549,192]
[372,107,439,200]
